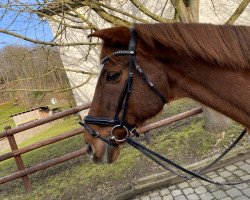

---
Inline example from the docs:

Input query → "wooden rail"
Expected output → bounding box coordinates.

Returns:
[0,127,85,162]
[0,102,91,139]
[137,107,202,133]
[0,104,202,192]
[0,102,90,192]
[0,148,87,184]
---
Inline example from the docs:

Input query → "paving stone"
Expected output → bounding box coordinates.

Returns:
[212,190,227,199]
[233,170,247,177]
[226,175,239,181]
[171,189,182,197]
[151,196,162,200]
[186,193,199,200]
[136,160,250,200]
[239,163,250,172]
[235,183,249,190]
[235,161,245,166]
[212,176,226,183]
[194,186,207,194]
[206,184,220,192]
[206,171,217,176]
[219,185,232,191]
[241,175,250,181]
[226,188,242,198]
[234,195,249,200]
[175,195,187,200]
[141,196,150,200]
[225,165,238,171]
[206,171,218,178]
[219,170,233,178]
[217,168,225,173]
[178,182,189,189]
[162,195,173,200]
[159,188,170,196]
[242,188,250,197]
[221,197,233,200]
[150,192,160,197]
[200,180,210,186]
[189,180,201,188]
[199,192,213,200]
[168,185,176,190]
[183,187,194,196]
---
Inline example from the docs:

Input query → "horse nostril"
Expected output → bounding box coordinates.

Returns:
[86,142,93,155]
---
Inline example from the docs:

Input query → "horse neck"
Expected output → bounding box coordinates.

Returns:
[164,59,250,129]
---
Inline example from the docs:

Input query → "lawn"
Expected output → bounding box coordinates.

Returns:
[0,99,246,200]
[0,102,26,132]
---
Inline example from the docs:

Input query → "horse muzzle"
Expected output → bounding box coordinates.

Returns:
[85,138,120,164]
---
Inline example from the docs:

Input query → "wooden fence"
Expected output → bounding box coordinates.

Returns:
[0,102,202,192]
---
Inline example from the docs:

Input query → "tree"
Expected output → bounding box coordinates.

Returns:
[0,44,75,106]
[0,0,249,129]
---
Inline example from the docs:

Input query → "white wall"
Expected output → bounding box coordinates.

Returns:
[200,0,250,25]
[47,0,250,111]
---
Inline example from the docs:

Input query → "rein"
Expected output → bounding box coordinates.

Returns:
[126,129,249,186]
[80,27,249,185]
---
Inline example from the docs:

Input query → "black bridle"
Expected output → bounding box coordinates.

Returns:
[81,27,166,144]
[80,27,249,186]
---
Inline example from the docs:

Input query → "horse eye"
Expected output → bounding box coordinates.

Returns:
[106,72,121,82]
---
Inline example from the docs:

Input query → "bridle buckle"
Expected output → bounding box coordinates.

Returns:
[110,125,129,142]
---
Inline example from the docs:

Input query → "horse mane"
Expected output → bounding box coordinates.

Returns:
[134,23,250,70]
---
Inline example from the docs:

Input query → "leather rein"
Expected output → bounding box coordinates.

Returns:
[80,28,249,186]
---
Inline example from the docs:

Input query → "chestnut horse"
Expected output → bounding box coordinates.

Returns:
[83,23,250,164]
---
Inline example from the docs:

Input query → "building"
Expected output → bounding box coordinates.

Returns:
[10,106,57,126]
[38,0,250,111]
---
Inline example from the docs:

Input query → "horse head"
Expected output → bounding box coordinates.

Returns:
[83,26,169,164]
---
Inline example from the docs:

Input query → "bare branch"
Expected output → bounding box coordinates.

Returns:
[57,67,99,75]
[130,0,172,22]
[63,3,99,31]
[82,1,132,27]
[0,29,100,46]
[176,0,190,22]
[226,0,250,24]
[1,75,93,93]
[91,0,149,23]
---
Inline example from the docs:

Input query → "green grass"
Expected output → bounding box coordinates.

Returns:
[0,116,81,174]
[0,98,246,200]
[0,102,26,132]
[0,118,140,200]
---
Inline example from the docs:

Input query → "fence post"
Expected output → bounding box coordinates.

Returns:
[5,126,32,192]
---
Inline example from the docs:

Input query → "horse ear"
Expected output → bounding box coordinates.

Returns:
[88,26,130,45]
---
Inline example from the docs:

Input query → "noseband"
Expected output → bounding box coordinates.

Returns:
[80,28,166,145]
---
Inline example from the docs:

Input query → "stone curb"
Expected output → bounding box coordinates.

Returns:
[111,145,250,200]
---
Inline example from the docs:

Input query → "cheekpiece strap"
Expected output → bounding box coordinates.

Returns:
[128,27,138,52]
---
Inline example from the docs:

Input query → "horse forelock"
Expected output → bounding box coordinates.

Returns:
[133,23,250,70]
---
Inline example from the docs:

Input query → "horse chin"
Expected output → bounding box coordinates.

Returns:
[104,144,120,164]
[88,143,120,164]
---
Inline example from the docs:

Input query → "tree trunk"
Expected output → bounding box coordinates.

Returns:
[202,107,232,133]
